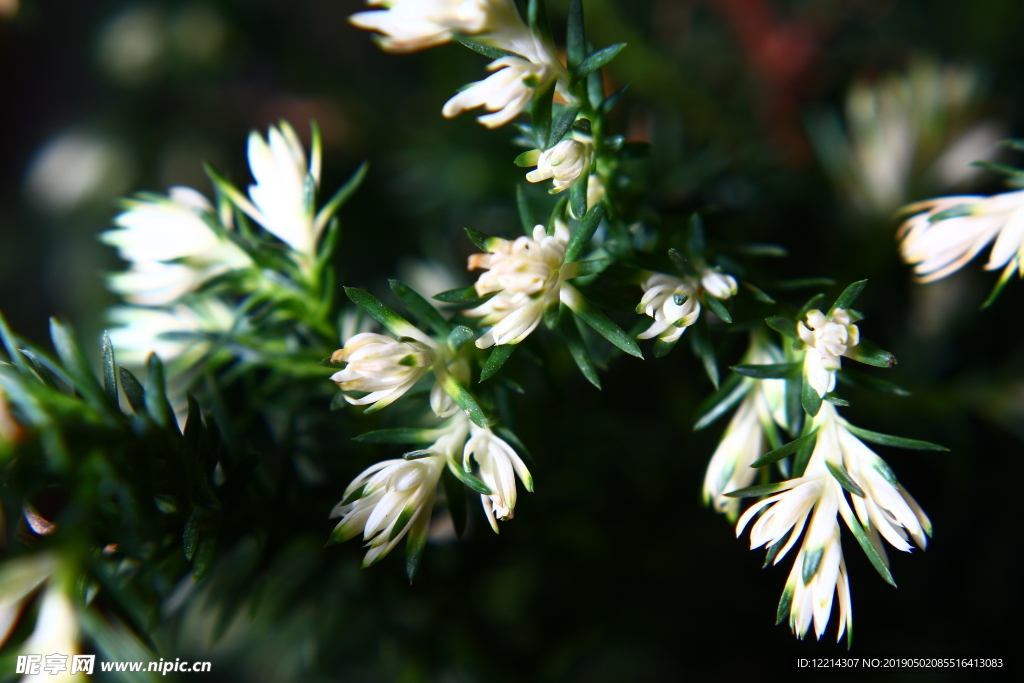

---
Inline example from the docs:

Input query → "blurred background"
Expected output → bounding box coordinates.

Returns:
[2,0,1023,679]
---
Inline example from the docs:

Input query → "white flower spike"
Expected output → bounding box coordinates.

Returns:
[462,424,533,532]
[329,454,445,568]
[101,187,250,306]
[525,139,592,193]
[703,340,786,519]
[898,190,1024,284]
[465,222,569,347]
[239,122,321,259]
[330,332,435,412]
[797,307,860,398]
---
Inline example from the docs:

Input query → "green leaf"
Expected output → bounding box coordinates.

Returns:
[434,285,483,303]
[842,508,896,587]
[801,378,822,417]
[448,325,475,352]
[797,293,827,320]
[480,345,516,383]
[836,369,911,397]
[437,364,488,427]
[406,512,431,584]
[49,318,107,414]
[785,374,803,436]
[550,105,582,148]
[569,172,588,219]
[766,316,799,340]
[543,297,561,330]
[829,279,868,315]
[971,159,1024,178]
[118,367,146,414]
[846,340,897,368]
[743,282,776,304]
[353,428,442,444]
[668,247,697,278]
[563,258,611,279]
[826,461,865,498]
[101,331,117,406]
[750,429,819,468]
[464,227,497,251]
[702,294,732,324]
[193,537,216,582]
[573,43,627,82]
[145,354,176,431]
[564,202,606,263]
[561,314,601,389]
[566,0,586,70]
[844,424,948,451]
[447,462,491,495]
[516,185,536,233]
[981,259,1017,309]
[802,546,823,584]
[601,84,630,115]
[388,506,415,541]
[686,213,706,257]
[692,372,750,431]
[531,76,557,149]
[443,467,468,539]
[389,279,451,336]
[514,149,541,167]
[314,162,368,235]
[690,318,718,389]
[731,362,800,380]
[792,427,816,477]
[824,392,850,406]
[183,509,199,561]
[527,0,553,50]
[344,287,424,340]
[724,482,791,498]
[653,337,680,358]
[561,283,643,359]
[776,585,794,625]
[453,36,522,60]
[546,195,569,236]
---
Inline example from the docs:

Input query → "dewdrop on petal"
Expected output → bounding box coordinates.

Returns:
[525,139,592,193]
[636,274,700,344]
[330,332,435,412]
[797,308,860,398]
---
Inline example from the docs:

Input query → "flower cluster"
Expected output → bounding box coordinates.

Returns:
[351,0,564,129]
[798,307,860,398]
[465,223,569,348]
[636,269,738,344]
[898,190,1024,285]
[733,401,930,642]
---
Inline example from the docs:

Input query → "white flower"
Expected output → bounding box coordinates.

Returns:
[101,187,250,306]
[736,461,852,642]
[782,522,852,642]
[636,274,700,344]
[898,190,1024,283]
[822,403,931,555]
[465,223,569,347]
[525,139,592,193]
[442,56,554,129]
[330,332,435,411]
[462,424,533,531]
[701,271,738,300]
[350,0,520,53]
[329,454,445,567]
[241,122,321,259]
[703,341,786,519]
[430,357,469,418]
[586,173,605,212]
[107,300,236,367]
[797,308,860,398]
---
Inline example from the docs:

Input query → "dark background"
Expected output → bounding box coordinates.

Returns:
[1,0,1022,679]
